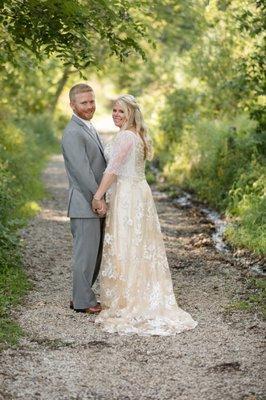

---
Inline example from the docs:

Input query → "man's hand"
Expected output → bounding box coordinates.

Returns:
[92,198,107,216]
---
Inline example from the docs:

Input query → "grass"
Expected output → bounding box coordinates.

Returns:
[225,222,266,256]
[0,112,58,350]
[0,264,32,350]
[0,318,24,350]
[0,198,45,350]
[155,114,265,255]
[225,277,266,319]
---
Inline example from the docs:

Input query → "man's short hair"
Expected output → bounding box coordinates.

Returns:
[69,83,94,102]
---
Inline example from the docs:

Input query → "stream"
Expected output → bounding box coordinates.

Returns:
[170,190,265,277]
[173,193,229,253]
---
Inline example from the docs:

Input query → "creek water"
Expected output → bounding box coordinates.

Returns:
[172,193,229,253]
[171,190,265,277]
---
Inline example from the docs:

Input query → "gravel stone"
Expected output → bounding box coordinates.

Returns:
[0,154,264,400]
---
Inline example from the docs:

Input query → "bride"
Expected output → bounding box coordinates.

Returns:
[92,94,198,336]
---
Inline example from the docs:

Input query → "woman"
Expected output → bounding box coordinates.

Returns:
[93,94,198,336]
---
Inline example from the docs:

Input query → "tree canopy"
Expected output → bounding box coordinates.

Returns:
[0,0,147,70]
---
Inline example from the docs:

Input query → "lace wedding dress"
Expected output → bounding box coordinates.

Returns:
[95,130,198,336]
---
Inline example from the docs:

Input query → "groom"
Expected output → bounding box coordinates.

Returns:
[61,83,107,314]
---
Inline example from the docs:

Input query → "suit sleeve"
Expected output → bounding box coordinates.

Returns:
[61,130,98,199]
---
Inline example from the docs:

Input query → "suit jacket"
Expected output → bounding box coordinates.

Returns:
[61,115,106,218]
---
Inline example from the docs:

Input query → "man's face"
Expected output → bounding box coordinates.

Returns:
[70,91,96,120]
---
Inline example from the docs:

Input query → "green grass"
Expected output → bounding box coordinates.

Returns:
[225,278,266,319]
[0,264,31,311]
[0,263,32,350]
[156,113,265,255]
[0,113,57,349]
[225,222,266,256]
[0,318,24,349]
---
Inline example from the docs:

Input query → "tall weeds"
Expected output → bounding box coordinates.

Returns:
[158,113,265,254]
[0,113,58,347]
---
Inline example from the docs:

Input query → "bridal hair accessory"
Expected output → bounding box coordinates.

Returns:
[118,94,139,108]
[120,94,136,102]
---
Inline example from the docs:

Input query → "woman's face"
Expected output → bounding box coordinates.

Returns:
[112,101,127,128]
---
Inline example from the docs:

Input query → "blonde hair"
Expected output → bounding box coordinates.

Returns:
[69,83,93,102]
[115,94,148,159]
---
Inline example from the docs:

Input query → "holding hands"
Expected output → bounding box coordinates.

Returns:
[92,196,107,217]
[92,171,117,217]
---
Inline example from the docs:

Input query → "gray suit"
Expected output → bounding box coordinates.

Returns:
[61,115,106,309]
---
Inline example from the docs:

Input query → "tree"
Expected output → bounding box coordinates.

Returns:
[0,0,147,71]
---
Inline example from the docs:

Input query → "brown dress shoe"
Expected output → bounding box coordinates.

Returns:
[70,300,101,310]
[84,304,102,314]
[70,301,102,314]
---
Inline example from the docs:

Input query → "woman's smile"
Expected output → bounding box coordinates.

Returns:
[112,102,127,128]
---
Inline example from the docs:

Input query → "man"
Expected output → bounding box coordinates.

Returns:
[61,83,107,314]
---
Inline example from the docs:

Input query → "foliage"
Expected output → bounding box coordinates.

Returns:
[99,0,204,94]
[0,266,30,349]
[0,55,65,114]
[0,113,56,347]
[160,112,265,254]
[103,0,265,254]
[0,0,147,71]
[163,115,257,201]
[226,161,266,253]
[0,0,153,116]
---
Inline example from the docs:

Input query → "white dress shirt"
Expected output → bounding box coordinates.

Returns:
[73,113,96,137]
[73,113,104,151]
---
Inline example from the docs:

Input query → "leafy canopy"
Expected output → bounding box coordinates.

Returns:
[0,0,147,70]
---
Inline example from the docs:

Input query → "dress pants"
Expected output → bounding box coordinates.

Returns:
[70,218,105,309]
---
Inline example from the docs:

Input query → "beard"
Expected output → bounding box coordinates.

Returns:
[75,108,95,120]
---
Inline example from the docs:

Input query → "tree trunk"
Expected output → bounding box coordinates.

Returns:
[50,66,71,113]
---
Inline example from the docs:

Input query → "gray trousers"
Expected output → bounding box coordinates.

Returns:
[70,218,105,309]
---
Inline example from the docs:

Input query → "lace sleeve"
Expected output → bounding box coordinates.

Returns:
[146,135,154,161]
[104,131,135,176]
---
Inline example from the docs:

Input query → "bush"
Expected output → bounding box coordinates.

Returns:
[0,113,56,347]
[226,161,266,254]
[157,113,266,254]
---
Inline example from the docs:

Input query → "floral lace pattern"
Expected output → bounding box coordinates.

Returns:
[95,130,198,336]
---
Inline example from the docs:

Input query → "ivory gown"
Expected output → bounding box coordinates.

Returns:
[95,130,198,336]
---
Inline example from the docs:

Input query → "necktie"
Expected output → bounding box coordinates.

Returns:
[89,123,103,150]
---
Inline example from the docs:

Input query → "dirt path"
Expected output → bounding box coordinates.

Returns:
[0,154,264,400]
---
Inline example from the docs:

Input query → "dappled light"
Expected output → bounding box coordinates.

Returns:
[0,1,265,398]
[40,209,69,223]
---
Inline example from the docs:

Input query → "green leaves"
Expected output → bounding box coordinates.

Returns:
[0,0,147,70]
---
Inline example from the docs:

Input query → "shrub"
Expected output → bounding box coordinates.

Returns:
[226,161,266,254]
[156,113,265,254]
[0,113,56,347]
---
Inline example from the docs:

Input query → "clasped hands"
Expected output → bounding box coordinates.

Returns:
[92,197,107,216]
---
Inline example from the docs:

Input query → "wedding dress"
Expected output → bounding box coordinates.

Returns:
[95,130,198,336]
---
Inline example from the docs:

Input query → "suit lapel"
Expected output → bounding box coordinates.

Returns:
[71,115,105,157]
[89,124,105,152]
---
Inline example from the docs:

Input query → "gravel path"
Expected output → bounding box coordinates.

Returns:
[0,154,265,400]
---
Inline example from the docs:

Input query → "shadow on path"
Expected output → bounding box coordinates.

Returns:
[0,154,264,400]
